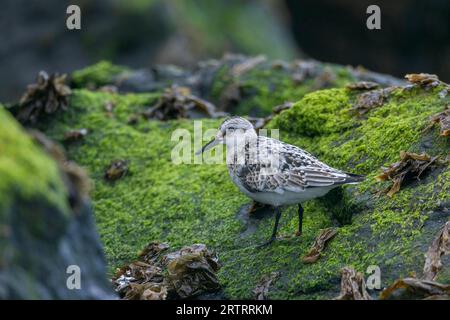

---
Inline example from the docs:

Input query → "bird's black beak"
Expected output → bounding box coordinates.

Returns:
[196,137,222,155]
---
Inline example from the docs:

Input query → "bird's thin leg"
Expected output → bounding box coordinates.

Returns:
[257,206,282,248]
[296,204,304,236]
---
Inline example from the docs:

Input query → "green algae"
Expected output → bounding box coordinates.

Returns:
[0,107,68,216]
[263,85,450,298]
[38,89,245,267]
[209,63,356,117]
[32,76,450,299]
[72,60,358,118]
[71,61,130,89]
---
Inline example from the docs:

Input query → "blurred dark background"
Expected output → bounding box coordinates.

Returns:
[0,0,449,102]
[286,0,450,83]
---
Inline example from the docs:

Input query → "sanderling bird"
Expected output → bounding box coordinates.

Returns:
[198,116,364,246]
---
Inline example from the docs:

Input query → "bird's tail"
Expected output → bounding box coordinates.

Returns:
[343,172,366,184]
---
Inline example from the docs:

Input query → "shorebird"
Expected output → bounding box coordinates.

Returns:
[198,116,364,246]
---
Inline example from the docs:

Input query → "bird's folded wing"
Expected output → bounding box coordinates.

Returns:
[296,166,348,188]
[238,137,350,193]
[241,165,349,194]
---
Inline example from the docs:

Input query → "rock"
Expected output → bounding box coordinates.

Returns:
[0,107,115,299]
[6,57,449,300]
[70,56,405,117]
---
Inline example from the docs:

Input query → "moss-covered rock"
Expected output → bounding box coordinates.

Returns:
[0,107,115,299]
[28,61,449,299]
[70,57,404,117]
[265,84,450,298]
[72,61,130,89]
[0,107,67,216]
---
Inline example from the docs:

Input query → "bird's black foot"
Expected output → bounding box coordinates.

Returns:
[256,236,276,248]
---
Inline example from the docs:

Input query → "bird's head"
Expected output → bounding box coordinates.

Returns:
[197,116,257,154]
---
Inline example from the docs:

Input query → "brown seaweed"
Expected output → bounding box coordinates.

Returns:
[63,128,88,142]
[381,221,450,300]
[253,272,280,300]
[113,242,220,300]
[405,73,440,89]
[16,71,71,124]
[424,107,450,137]
[380,278,450,300]
[28,130,90,212]
[334,267,372,300]
[104,160,129,181]
[302,228,338,264]
[423,221,450,281]
[351,88,392,116]
[144,85,225,120]
[251,101,294,130]
[376,151,440,197]
[163,244,221,299]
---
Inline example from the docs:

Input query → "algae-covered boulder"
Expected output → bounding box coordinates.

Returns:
[10,59,450,299]
[71,56,404,117]
[0,107,115,299]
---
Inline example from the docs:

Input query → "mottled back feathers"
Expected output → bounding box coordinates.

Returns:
[228,136,363,194]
